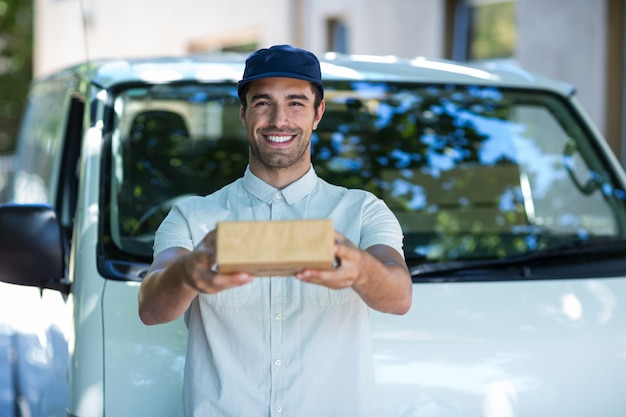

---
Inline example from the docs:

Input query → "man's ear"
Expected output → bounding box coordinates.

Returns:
[239,105,246,126]
[313,100,325,130]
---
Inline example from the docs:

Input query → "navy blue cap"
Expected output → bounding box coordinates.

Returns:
[238,45,323,98]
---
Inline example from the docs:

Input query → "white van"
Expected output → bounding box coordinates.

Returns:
[1,53,626,417]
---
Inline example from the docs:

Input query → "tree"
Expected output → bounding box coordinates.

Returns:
[0,0,33,153]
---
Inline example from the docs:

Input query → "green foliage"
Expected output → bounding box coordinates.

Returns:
[469,1,516,61]
[0,0,32,153]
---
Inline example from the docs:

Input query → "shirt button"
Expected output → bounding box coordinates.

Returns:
[275,192,282,199]
[275,406,283,413]
[275,313,282,320]
[274,359,282,366]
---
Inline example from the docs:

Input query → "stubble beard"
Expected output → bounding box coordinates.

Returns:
[250,131,310,169]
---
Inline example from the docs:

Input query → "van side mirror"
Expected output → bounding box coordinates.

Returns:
[0,203,70,293]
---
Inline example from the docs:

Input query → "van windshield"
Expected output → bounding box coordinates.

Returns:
[106,81,626,274]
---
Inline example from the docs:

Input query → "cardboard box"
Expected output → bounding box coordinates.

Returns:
[215,219,335,275]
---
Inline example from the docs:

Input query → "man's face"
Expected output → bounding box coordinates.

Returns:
[240,77,324,171]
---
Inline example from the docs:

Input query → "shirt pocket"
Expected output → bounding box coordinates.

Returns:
[304,284,360,306]
[199,284,252,307]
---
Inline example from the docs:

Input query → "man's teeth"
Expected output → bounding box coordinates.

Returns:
[266,135,292,143]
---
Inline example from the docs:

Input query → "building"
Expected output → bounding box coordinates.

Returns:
[35,0,625,163]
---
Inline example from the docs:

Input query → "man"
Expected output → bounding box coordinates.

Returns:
[138,44,412,417]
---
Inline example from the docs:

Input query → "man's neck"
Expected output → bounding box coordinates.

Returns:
[249,161,310,190]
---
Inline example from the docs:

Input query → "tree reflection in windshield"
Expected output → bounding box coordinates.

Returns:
[108,82,626,262]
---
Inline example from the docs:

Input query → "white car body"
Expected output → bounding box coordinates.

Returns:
[1,53,625,417]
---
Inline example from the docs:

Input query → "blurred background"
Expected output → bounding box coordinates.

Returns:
[0,0,624,202]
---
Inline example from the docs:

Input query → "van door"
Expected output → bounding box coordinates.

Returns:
[0,77,84,417]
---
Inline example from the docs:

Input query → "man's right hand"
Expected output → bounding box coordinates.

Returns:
[138,230,254,325]
[183,230,255,294]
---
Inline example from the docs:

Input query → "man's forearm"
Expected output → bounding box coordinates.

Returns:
[352,249,412,315]
[138,254,197,326]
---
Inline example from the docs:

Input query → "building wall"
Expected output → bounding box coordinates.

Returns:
[34,0,294,77]
[302,0,445,59]
[34,0,448,77]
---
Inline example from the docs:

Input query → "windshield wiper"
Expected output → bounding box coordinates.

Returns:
[410,238,626,278]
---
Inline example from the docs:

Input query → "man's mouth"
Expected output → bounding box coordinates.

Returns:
[265,135,295,143]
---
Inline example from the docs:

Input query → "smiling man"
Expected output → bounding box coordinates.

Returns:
[138,44,412,417]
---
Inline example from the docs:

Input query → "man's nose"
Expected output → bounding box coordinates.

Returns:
[270,105,288,127]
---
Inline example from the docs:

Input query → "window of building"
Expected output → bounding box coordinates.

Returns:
[450,0,517,61]
[326,17,349,53]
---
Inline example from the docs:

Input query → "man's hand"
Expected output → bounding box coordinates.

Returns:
[295,232,364,289]
[183,230,254,294]
[138,229,254,325]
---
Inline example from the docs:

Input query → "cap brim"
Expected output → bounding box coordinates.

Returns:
[238,71,323,88]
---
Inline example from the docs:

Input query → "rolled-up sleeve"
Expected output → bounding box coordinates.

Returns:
[359,195,404,257]
[153,201,195,257]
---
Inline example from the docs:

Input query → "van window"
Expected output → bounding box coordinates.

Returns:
[13,81,72,204]
[102,82,626,279]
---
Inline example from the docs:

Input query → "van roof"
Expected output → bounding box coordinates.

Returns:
[49,52,576,96]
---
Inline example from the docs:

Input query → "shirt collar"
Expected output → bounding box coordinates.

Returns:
[242,165,318,205]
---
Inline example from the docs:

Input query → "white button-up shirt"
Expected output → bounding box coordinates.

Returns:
[154,166,404,417]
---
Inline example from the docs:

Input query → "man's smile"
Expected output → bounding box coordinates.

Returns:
[264,134,296,144]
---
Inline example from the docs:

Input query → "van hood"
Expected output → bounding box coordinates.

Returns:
[371,277,626,416]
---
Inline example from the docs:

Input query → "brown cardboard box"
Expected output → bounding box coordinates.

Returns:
[215,219,335,276]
